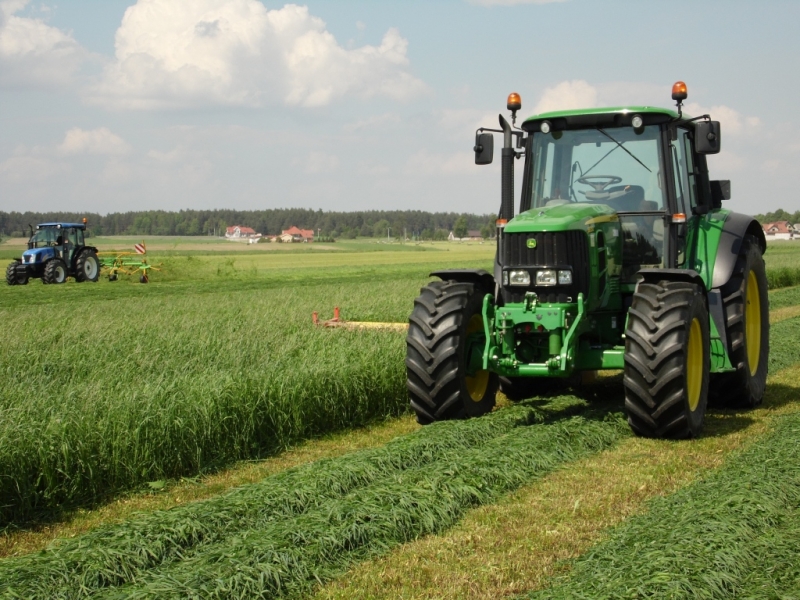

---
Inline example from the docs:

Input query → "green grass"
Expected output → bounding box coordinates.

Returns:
[524,404,800,599]
[0,399,627,599]
[0,243,492,526]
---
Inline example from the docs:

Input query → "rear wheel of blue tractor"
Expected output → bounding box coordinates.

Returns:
[75,249,100,282]
[406,280,497,424]
[43,259,67,284]
[623,280,709,439]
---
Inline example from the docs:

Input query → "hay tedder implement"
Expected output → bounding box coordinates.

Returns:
[99,242,162,283]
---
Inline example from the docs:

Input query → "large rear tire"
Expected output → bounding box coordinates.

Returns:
[406,280,497,424]
[711,236,769,408]
[623,280,709,438]
[43,259,67,284]
[75,249,100,282]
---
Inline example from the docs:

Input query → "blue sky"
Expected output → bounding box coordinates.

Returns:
[1,0,798,216]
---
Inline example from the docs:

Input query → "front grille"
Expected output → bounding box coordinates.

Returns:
[501,230,590,303]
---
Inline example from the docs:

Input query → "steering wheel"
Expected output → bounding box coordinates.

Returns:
[576,175,622,193]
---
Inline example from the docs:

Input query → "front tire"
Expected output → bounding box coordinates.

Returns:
[712,236,769,408]
[75,249,100,282]
[43,259,67,284]
[623,280,709,438]
[406,280,497,424]
[6,260,23,285]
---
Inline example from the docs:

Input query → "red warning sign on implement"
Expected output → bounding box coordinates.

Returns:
[134,244,146,254]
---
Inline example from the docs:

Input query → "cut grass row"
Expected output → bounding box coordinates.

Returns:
[0,399,627,599]
[525,399,800,599]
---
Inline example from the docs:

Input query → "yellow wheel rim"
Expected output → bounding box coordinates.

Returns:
[745,270,762,376]
[686,317,703,412]
[465,314,489,402]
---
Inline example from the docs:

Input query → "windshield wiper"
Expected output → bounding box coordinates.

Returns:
[597,128,652,173]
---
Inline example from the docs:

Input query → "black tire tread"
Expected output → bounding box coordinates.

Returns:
[711,236,769,408]
[623,280,708,439]
[406,280,496,424]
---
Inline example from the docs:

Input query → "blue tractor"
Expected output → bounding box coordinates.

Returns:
[6,221,100,285]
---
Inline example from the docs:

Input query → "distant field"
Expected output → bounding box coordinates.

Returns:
[2,236,800,599]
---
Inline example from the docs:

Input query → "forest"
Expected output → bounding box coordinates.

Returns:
[0,209,496,240]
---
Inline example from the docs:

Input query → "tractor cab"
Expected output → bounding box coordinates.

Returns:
[522,119,666,283]
[24,223,86,265]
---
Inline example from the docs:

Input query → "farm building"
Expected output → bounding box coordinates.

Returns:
[448,229,485,241]
[281,226,314,242]
[762,221,796,240]
[225,225,260,240]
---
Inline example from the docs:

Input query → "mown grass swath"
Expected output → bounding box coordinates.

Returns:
[0,276,417,525]
[0,401,628,599]
[525,410,800,599]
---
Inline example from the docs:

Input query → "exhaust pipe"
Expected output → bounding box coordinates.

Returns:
[499,114,514,223]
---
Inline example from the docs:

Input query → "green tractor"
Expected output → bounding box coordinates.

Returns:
[6,221,100,285]
[406,82,768,438]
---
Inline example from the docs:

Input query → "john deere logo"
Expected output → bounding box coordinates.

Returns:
[526,238,537,249]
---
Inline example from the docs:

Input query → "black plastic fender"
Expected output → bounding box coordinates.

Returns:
[430,269,495,294]
[711,212,766,290]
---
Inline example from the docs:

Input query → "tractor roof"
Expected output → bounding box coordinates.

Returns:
[521,106,681,133]
[37,222,86,230]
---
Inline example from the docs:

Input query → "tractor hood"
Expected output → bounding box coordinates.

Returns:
[21,247,55,264]
[505,202,618,233]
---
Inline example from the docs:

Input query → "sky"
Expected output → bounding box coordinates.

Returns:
[1,0,798,217]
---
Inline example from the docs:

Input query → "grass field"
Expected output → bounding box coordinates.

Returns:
[1,236,800,598]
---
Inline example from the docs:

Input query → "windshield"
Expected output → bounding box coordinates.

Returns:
[528,124,665,212]
[29,227,61,248]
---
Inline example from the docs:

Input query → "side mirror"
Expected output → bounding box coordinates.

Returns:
[710,180,731,202]
[695,120,721,154]
[474,132,494,165]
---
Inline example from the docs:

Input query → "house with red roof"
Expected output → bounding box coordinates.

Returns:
[762,221,796,240]
[281,226,314,242]
[225,225,259,239]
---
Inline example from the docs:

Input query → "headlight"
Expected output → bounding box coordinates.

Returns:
[535,269,557,286]
[508,270,530,286]
[558,270,573,285]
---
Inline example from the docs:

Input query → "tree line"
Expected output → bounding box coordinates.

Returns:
[0,209,496,240]
[753,209,800,225]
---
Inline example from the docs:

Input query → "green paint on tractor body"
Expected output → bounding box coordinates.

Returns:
[472,107,745,381]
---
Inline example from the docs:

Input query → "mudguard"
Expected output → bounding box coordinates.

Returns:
[711,212,766,289]
[430,269,495,293]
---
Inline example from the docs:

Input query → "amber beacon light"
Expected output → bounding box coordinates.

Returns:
[671,81,688,102]
[507,92,521,124]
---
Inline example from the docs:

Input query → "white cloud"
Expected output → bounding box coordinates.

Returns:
[404,150,475,175]
[342,112,400,133]
[684,103,760,136]
[532,79,597,115]
[297,151,339,174]
[0,0,86,87]
[88,0,425,110]
[58,127,131,156]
